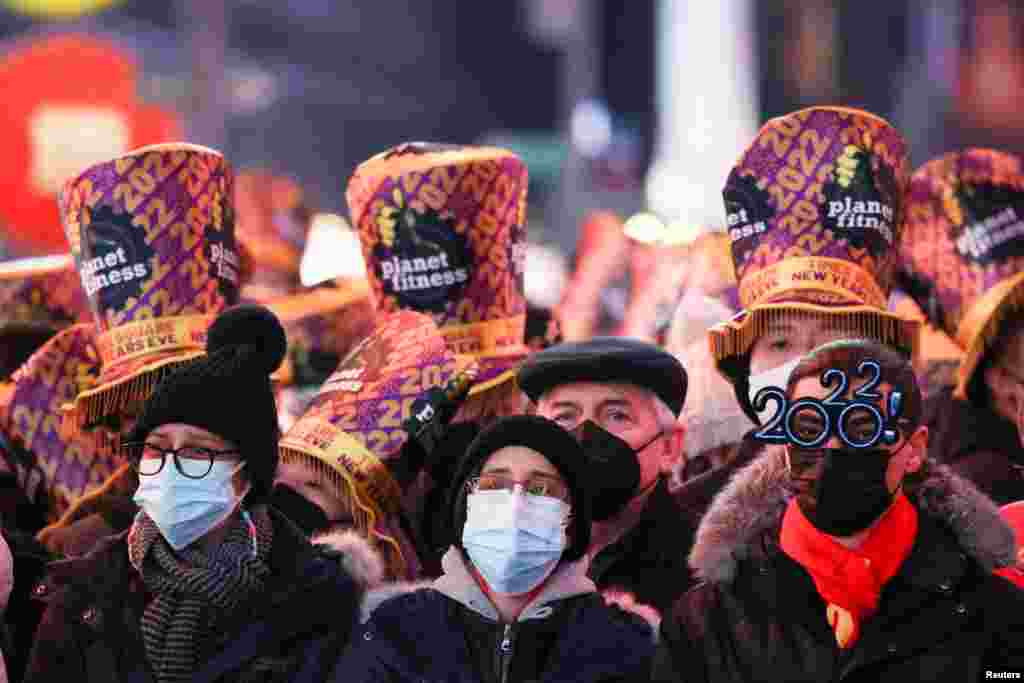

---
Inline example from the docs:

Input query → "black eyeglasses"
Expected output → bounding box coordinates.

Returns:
[124,442,241,479]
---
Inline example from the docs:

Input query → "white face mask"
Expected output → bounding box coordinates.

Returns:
[747,356,802,424]
[134,461,247,551]
[461,490,569,595]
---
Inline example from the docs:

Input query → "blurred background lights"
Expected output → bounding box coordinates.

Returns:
[524,242,568,310]
[299,213,365,287]
[570,98,613,159]
[2,0,121,18]
[664,220,703,246]
[623,212,666,245]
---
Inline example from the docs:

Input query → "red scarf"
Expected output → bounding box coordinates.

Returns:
[779,493,918,649]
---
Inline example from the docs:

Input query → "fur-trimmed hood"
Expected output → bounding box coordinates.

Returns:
[312,529,386,591]
[690,447,1018,585]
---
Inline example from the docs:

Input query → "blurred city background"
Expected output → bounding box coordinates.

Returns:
[0,0,1018,265]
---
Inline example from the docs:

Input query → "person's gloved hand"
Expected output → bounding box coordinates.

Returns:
[391,366,479,489]
[36,513,114,558]
[403,366,478,456]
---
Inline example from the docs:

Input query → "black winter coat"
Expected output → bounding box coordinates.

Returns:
[339,587,654,683]
[924,385,1024,505]
[652,449,1024,682]
[2,529,50,683]
[588,478,695,613]
[24,507,362,683]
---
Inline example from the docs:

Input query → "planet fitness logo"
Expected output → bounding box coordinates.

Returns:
[205,205,241,302]
[373,197,471,313]
[78,205,155,313]
[951,182,1024,265]
[724,173,774,246]
[822,146,898,258]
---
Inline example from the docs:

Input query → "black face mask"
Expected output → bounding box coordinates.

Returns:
[269,483,330,537]
[787,445,901,536]
[570,420,656,522]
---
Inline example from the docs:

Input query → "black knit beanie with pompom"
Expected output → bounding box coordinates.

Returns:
[126,305,288,502]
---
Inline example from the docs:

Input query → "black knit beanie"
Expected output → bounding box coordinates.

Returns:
[447,415,592,562]
[126,305,288,502]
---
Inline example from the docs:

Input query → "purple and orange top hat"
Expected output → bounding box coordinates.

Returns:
[898,149,1024,400]
[0,254,90,334]
[346,143,529,396]
[708,106,919,384]
[0,323,112,519]
[279,310,476,579]
[59,143,240,431]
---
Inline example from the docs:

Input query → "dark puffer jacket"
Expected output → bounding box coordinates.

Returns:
[653,450,1024,682]
[24,506,366,683]
[587,478,695,614]
[923,384,1024,505]
[337,548,655,683]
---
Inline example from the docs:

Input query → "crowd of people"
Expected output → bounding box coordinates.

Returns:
[0,106,1022,682]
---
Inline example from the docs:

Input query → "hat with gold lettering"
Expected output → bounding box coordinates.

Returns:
[0,254,90,333]
[59,143,240,432]
[898,149,1024,400]
[279,309,476,579]
[0,254,92,377]
[0,323,112,519]
[709,107,919,387]
[346,143,529,396]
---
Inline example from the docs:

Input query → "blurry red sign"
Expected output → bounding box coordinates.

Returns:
[0,34,182,254]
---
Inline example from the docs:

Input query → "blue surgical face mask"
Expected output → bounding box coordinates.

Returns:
[461,489,569,595]
[133,460,247,551]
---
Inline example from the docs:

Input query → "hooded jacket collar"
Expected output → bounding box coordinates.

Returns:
[689,447,1017,585]
[431,546,596,622]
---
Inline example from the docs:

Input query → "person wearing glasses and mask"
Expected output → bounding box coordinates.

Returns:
[338,415,655,683]
[654,107,921,605]
[37,144,244,560]
[24,306,363,683]
[653,339,1024,682]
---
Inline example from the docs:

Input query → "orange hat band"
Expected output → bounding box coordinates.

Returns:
[97,314,213,369]
[441,315,526,358]
[278,414,401,515]
[952,271,1024,399]
[739,257,888,310]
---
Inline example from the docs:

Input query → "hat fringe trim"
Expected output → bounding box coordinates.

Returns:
[63,353,205,435]
[39,461,134,535]
[709,304,920,371]
[954,272,1024,400]
[279,446,407,579]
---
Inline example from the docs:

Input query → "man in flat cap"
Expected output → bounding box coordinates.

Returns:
[518,336,689,614]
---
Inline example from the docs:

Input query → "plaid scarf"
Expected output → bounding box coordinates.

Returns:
[129,506,274,683]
